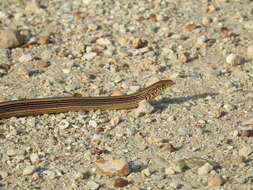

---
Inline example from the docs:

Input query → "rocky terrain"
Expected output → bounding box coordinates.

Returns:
[0,0,253,189]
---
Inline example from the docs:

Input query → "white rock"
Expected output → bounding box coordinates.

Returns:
[197,35,208,44]
[226,53,236,64]
[83,52,97,60]
[62,68,71,74]
[178,128,189,135]
[0,11,7,19]
[226,53,242,65]
[59,119,70,129]
[89,120,98,128]
[233,130,239,137]
[104,48,114,57]
[19,54,33,62]
[198,163,213,175]
[87,22,99,30]
[43,170,56,179]
[142,168,151,177]
[30,153,39,163]
[82,0,92,5]
[165,167,176,175]
[134,100,154,117]
[97,38,112,46]
[23,165,36,175]
[86,181,100,190]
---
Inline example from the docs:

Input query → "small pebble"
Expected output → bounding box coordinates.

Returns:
[197,35,208,45]
[62,68,71,74]
[208,176,224,187]
[198,163,214,175]
[97,38,112,46]
[83,52,97,60]
[178,128,189,135]
[23,165,37,176]
[202,16,212,25]
[42,170,56,179]
[30,153,39,164]
[95,159,130,177]
[223,104,235,111]
[165,167,176,176]
[114,178,128,188]
[0,29,23,48]
[111,90,124,96]
[19,54,33,62]
[86,181,100,190]
[225,53,243,65]
[134,100,154,117]
[73,171,84,180]
[89,120,98,128]
[142,168,152,177]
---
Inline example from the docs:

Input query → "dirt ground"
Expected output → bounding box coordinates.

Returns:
[0,0,253,189]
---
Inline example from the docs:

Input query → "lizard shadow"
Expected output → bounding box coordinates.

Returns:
[150,93,219,112]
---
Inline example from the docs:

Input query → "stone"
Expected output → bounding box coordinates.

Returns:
[202,16,212,25]
[89,120,98,128]
[0,29,23,48]
[207,176,224,187]
[19,54,33,62]
[30,153,39,163]
[95,158,130,177]
[134,100,154,117]
[165,167,176,175]
[73,171,84,180]
[114,178,128,188]
[197,35,208,45]
[178,128,189,135]
[225,53,243,65]
[97,38,112,46]
[83,52,97,60]
[86,181,100,190]
[111,90,124,96]
[23,165,37,175]
[142,168,151,177]
[198,163,214,175]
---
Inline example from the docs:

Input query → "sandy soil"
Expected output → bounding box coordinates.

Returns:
[0,0,253,189]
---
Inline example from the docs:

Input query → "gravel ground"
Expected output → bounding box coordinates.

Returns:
[0,0,253,189]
